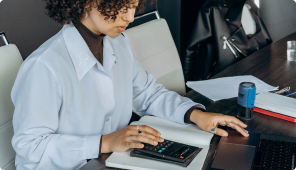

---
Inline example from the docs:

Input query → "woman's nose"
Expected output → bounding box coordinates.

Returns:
[123,8,135,23]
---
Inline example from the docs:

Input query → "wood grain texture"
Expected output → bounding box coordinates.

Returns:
[186,32,296,170]
[80,32,296,170]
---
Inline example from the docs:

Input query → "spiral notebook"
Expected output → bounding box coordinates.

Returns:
[105,116,214,170]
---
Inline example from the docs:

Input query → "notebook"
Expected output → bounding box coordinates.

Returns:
[254,92,296,118]
[105,116,214,170]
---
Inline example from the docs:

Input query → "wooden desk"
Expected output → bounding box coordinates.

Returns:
[80,32,296,170]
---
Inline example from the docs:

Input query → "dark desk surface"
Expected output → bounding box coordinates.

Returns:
[80,32,296,170]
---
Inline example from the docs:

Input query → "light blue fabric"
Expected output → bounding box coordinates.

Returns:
[11,24,205,170]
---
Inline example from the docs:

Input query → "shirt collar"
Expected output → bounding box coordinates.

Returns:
[62,24,116,81]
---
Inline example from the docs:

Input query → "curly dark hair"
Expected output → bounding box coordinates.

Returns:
[44,0,155,25]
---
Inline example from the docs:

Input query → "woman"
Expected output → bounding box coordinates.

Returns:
[11,0,249,169]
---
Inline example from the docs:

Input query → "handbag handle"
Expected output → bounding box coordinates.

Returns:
[0,32,9,45]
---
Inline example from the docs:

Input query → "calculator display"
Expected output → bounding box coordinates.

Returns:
[176,146,188,154]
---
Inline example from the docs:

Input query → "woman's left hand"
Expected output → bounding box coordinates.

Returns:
[190,109,249,137]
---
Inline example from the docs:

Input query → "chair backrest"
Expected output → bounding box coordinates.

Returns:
[0,32,23,170]
[122,18,186,95]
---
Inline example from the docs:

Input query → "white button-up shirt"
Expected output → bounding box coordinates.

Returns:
[11,24,205,170]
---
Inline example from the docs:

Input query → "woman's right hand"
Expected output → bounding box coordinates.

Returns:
[101,125,164,153]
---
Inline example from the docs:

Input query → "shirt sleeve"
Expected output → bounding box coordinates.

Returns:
[131,55,206,125]
[11,58,100,170]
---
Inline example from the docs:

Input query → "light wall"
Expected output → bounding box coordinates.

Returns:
[254,0,260,8]
[260,0,296,42]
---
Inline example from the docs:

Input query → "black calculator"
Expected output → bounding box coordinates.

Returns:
[132,139,202,166]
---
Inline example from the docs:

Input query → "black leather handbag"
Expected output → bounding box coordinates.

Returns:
[183,0,272,82]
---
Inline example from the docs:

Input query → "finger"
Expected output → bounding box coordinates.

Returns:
[129,131,164,142]
[223,116,248,128]
[214,128,228,137]
[127,128,163,141]
[127,135,159,146]
[125,142,144,149]
[140,131,164,142]
[136,125,161,137]
[217,119,227,126]
[126,125,157,136]
[227,122,249,135]
[227,122,249,137]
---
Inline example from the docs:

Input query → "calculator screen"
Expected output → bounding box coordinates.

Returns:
[176,146,188,154]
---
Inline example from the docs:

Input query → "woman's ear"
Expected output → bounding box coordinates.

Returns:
[84,3,92,11]
[79,1,93,21]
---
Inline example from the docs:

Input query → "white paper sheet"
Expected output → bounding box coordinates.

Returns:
[106,116,213,170]
[106,145,210,170]
[186,75,278,102]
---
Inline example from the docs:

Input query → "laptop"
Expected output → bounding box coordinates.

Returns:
[210,130,296,170]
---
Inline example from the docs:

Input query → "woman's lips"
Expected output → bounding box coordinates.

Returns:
[118,26,127,32]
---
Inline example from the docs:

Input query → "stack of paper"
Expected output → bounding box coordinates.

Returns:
[186,75,278,101]
[255,92,296,118]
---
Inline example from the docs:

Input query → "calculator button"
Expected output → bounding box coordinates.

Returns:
[162,148,166,150]
[158,150,163,153]
[180,156,184,159]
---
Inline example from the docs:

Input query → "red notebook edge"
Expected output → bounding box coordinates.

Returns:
[254,107,296,123]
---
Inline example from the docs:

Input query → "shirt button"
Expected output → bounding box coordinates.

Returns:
[106,118,110,122]
[256,47,260,50]
[226,18,229,22]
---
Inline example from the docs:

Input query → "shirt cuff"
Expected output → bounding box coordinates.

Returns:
[84,135,102,159]
[99,136,102,157]
[174,102,206,125]
[184,106,207,124]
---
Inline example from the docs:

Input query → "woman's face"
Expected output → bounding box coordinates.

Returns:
[81,1,138,37]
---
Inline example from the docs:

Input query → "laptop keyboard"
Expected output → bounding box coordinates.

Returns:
[253,138,296,170]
